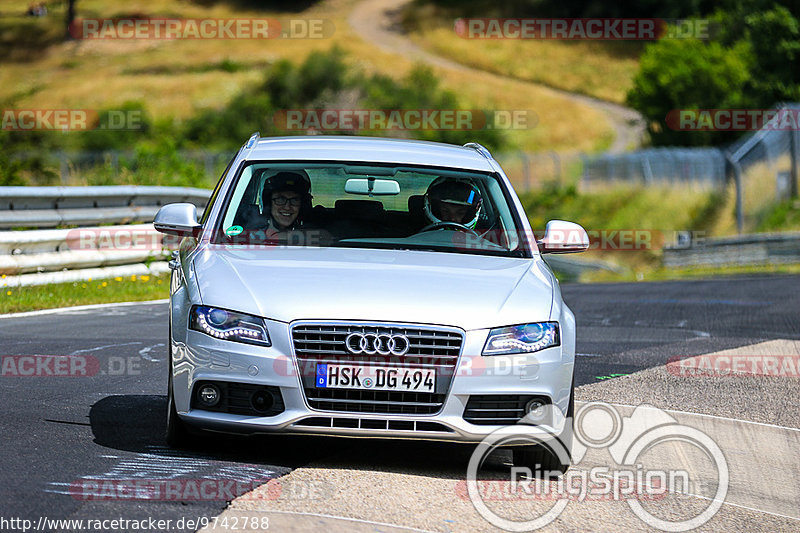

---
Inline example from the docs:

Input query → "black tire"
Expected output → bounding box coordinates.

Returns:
[512,376,575,476]
[166,373,191,448]
[512,443,568,476]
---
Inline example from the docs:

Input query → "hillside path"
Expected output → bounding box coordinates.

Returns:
[348,0,646,153]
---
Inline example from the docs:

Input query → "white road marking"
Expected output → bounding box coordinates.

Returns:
[138,343,165,362]
[0,299,168,320]
[69,342,142,356]
[47,446,278,500]
[599,401,800,433]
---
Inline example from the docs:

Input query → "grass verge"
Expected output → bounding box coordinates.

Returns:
[580,262,800,283]
[2,257,798,315]
[0,273,169,314]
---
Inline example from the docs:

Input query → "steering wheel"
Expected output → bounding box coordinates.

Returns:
[418,221,481,238]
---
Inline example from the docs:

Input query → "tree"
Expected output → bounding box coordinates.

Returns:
[743,6,800,106]
[65,0,76,39]
[626,37,751,146]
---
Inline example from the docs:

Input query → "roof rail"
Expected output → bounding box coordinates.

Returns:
[245,131,260,149]
[463,142,494,161]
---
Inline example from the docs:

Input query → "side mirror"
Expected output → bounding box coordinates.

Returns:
[538,220,589,254]
[154,203,201,237]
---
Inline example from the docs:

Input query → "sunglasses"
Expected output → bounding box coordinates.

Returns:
[272,196,302,207]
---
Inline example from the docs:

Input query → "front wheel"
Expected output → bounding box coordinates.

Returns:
[512,442,570,477]
[512,378,575,476]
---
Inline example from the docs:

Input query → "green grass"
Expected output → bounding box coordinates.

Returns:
[580,263,800,283]
[402,3,641,104]
[0,0,614,155]
[0,273,169,314]
[757,199,800,232]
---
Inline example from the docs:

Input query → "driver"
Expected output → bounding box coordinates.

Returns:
[423,177,482,229]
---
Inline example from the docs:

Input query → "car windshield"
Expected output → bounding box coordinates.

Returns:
[212,161,527,257]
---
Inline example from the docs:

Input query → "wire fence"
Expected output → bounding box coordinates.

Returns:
[725,103,800,232]
[498,103,800,234]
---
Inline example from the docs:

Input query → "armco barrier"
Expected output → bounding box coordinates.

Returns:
[0,185,210,228]
[0,224,169,275]
[0,186,210,287]
[663,232,800,268]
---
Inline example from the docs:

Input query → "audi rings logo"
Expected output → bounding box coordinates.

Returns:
[345,333,410,356]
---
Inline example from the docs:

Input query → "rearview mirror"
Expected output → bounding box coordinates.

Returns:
[344,178,400,196]
[538,220,589,254]
[154,203,201,237]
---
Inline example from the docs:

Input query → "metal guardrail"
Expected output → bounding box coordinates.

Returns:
[0,224,170,275]
[0,186,211,228]
[0,186,210,286]
[663,232,800,268]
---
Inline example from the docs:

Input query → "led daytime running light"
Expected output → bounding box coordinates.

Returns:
[190,306,271,346]
[197,313,262,340]
[491,329,555,352]
[482,322,559,355]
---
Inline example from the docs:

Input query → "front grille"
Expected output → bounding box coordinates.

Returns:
[307,389,447,415]
[191,381,285,417]
[292,322,463,414]
[463,395,549,425]
[293,417,455,433]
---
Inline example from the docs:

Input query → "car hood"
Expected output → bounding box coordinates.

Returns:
[192,246,554,331]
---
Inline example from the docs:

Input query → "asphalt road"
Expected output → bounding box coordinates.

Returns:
[0,274,797,532]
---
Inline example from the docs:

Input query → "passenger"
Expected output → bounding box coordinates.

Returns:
[259,171,312,239]
[423,177,483,229]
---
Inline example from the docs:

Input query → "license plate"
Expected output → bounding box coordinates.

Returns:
[315,364,435,393]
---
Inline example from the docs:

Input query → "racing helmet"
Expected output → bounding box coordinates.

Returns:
[423,177,482,229]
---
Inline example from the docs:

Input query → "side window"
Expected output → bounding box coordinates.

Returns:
[200,157,235,225]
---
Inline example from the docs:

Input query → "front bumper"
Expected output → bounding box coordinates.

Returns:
[171,319,574,444]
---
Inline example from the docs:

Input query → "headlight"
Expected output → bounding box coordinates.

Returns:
[189,305,271,347]
[482,322,560,355]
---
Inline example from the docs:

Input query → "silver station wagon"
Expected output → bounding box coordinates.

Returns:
[155,134,589,471]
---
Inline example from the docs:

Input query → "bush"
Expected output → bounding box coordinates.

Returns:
[626,2,800,146]
[626,37,751,146]
[79,102,152,152]
[360,65,506,150]
[182,47,510,152]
